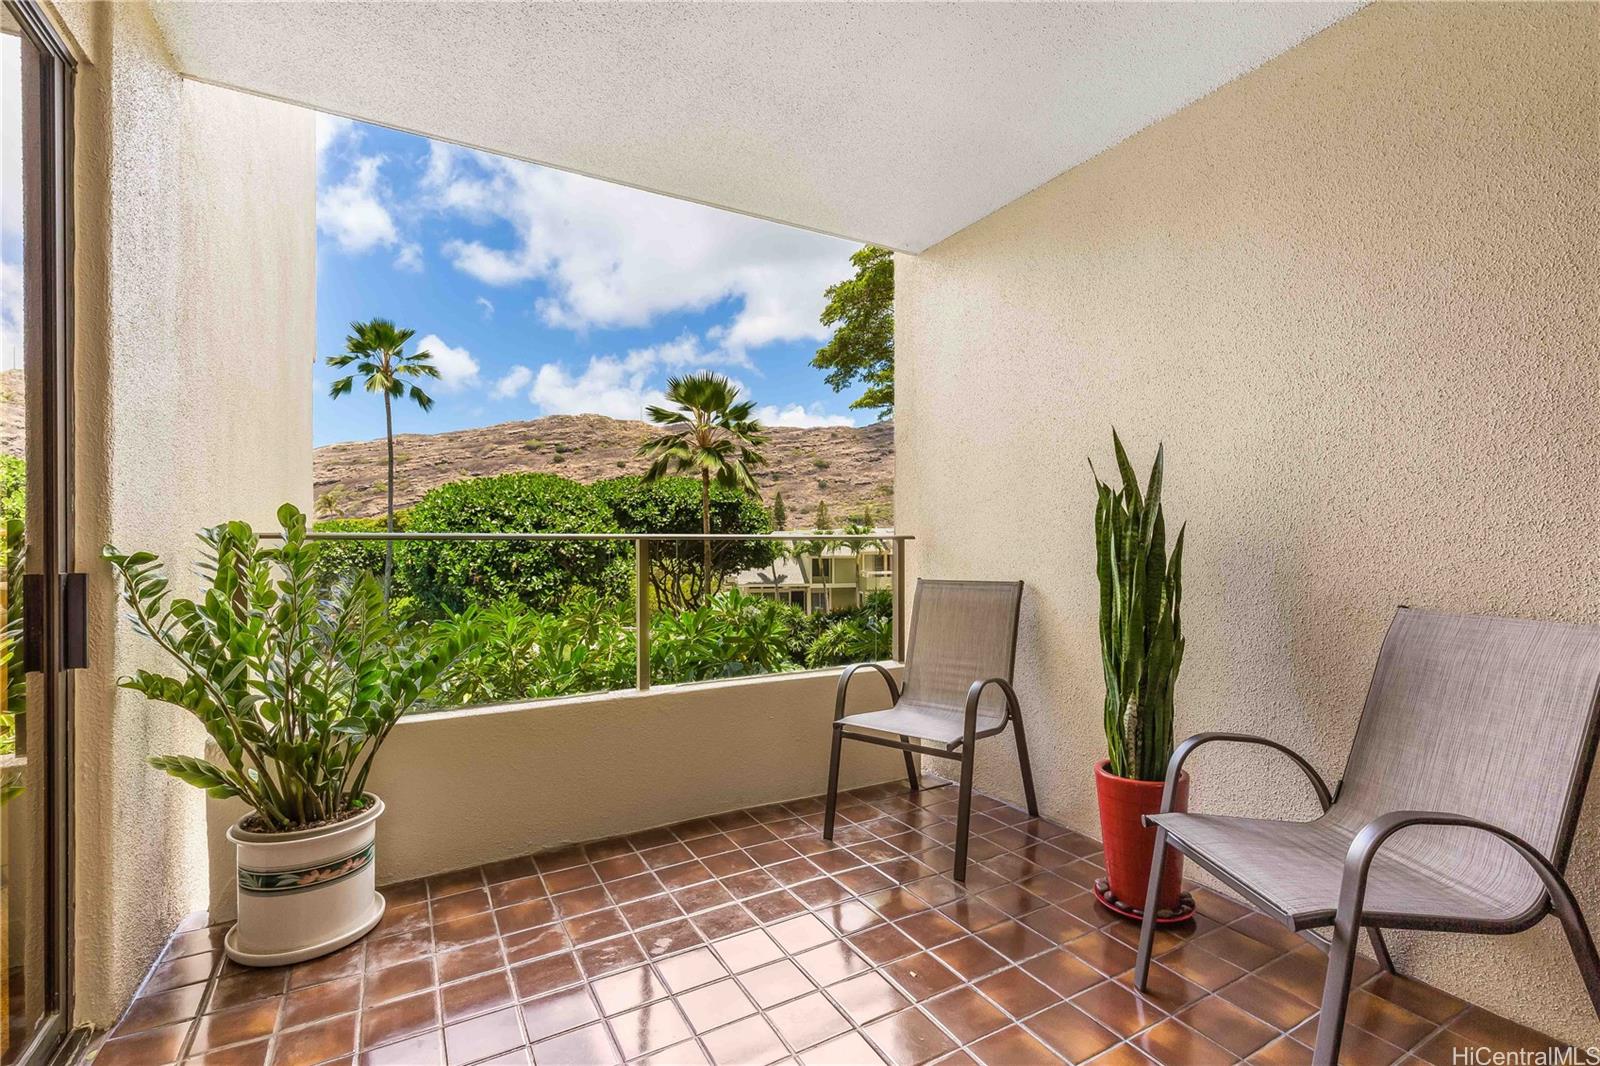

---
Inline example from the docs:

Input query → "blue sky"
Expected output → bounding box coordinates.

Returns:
[314,116,867,447]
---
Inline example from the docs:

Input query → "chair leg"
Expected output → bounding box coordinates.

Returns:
[1313,904,1363,1066]
[823,726,844,841]
[1010,713,1039,817]
[953,746,975,882]
[1133,826,1168,991]
[1367,928,1397,975]
[1545,863,1600,1016]
[899,736,920,792]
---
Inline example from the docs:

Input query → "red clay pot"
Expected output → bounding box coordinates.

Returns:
[1094,760,1188,914]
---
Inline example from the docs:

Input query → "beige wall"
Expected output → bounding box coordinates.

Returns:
[53,0,315,1025]
[205,669,905,921]
[897,1,1599,1045]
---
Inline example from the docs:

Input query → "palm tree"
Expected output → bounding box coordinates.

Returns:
[325,319,439,594]
[639,372,767,604]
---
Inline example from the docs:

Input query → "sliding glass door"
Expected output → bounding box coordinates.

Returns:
[0,3,73,1064]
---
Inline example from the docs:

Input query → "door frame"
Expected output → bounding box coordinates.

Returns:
[4,3,76,1064]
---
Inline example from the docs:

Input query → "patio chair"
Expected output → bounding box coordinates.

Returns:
[1134,606,1600,1064]
[823,578,1036,882]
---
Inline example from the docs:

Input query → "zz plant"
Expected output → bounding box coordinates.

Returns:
[103,503,474,831]
[1092,432,1185,782]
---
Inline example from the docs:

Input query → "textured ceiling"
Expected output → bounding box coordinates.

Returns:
[149,1,1358,252]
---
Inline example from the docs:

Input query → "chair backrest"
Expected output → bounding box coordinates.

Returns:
[1331,607,1600,872]
[900,579,1024,719]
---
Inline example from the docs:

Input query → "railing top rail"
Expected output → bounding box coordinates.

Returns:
[261,531,912,543]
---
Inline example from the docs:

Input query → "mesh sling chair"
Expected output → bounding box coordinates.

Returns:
[823,579,1037,882]
[1133,607,1600,1064]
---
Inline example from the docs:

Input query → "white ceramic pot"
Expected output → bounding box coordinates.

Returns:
[224,795,387,967]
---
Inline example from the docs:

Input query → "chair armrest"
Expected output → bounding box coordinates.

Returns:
[963,678,1020,733]
[835,662,900,721]
[1339,811,1564,924]
[1155,732,1333,819]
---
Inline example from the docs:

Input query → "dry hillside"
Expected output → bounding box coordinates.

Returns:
[313,414,894,526]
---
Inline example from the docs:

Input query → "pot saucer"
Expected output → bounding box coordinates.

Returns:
[224,891,386,967]
[1092,878,1195,925]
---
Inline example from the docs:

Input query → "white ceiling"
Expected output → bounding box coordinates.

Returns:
[149,1,1358,253]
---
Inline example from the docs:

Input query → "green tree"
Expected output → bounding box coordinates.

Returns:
[591,476,774,612]
[639,373,767,604]
[0,455,24,525]
[813,245,893,418]
[325,319,439,595]
[814,499,833,531]
[400,473,630,614]
[772,491,788,530]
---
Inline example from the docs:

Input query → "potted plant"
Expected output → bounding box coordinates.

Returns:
[104,504,473,966]
[1090,432,1192,923]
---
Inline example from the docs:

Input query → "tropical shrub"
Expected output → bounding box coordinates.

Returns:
[805,591,893,668]
[591,475,776,610]
[401,472,630,614]
[430,591,634,706]
[103,504,477,831]
[649,589,800,683]
[1092,431,1185,782]
[0,455,23,525]
[1,518,23,804]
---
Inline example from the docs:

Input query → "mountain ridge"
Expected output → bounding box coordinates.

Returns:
[313,413,894,524]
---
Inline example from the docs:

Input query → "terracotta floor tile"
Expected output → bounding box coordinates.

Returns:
[1192,925,1283,971]
[360,1029,445,1066]
[1345,987,1437,1049]
[1447,1006,1567,1053]
[592,966,669,1017]
[501,925,569,968]
[187,1037,271,1066]
[1287,1017,1406,1066]
[270,1013,358,1066]
[372,902,430,942]
[1177,993,1279,1059]
[1131,1018,1237,1065]
[848,924,919,967]
[1070,980,1165,1040]
[488,876,547,910]
[281,975,361,1030]
[638,919,705,959]
[519,985,599,1043]
[575,934,647,978]
[95,1023,188,1066]
[769,913,835,954]
[863,1008,958,1066]
[1362,973,1467,1026]
[829,970,911,1026]
[740,959,815,1009]
[365,929,435,972]
[443,1005,523,1066]
[676,977,758,1032]
[494,898,557,936]
[511,952,582,999]
[931,935,1008,982]
[700,1015,790,1066]
[360,988,439,1048]
[365,958,436,1006]
[704,930,778,975]
[1218,973,1318,1031]
[975,965,1062,1021]
[692,903,759,940]
[437,939,505,985]
[767,990,851,1052]
[1114,963,1208,1013]
[563,907,630,946]
[115,984,208,1036]
[145,952,219,994]
[190,999,282,1053]
[1026,1000,1121,1062]
[544,864,600,895]
[482,855,540,885]
[440,968,515,1024]
[968,1024,1061,1066]
[432,887,492,925]
[800,1030,885,1066]
[552,885,613,919]
[1022,950,1105,999]
[884,951,963,1001]
[898,911,967,949]
[655,946,727,993]
[924,985,1009,1044]
[532,1021,621,1065]
[793,940,871,987]
[609,999,695,1059]
[1065,931,1138,978]
[815,899,879,936]
[1245,1035,1314,1066]
[1151,942,1246,993]
[429,868,487,899]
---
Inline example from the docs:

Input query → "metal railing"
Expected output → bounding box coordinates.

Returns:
[289,530,912,695]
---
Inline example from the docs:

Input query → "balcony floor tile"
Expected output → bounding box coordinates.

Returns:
[97,780,1576,1065]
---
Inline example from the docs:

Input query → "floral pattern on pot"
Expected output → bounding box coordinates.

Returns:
[238,841,375,896]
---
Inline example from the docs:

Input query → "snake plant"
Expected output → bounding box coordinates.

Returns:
[1092,431,1185,781]
[104,503,476,831]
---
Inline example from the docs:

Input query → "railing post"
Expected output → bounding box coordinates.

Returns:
[892,537,906,661]
[635,537,651,691]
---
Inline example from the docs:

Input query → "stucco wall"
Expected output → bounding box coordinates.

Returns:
[896,1,1599,1045]
[205,670,905,921]
[56,0,315,1025]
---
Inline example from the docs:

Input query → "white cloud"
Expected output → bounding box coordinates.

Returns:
[755,403,857,429]
[0,260,21,371]
[521,335,748,420]
[317,154,422,272]
[491,364,533,400]
[315,114,356,165]
[476,296,495,319]
[422,145,857,352]
[415,333,480,393]
[2,38,20,240]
